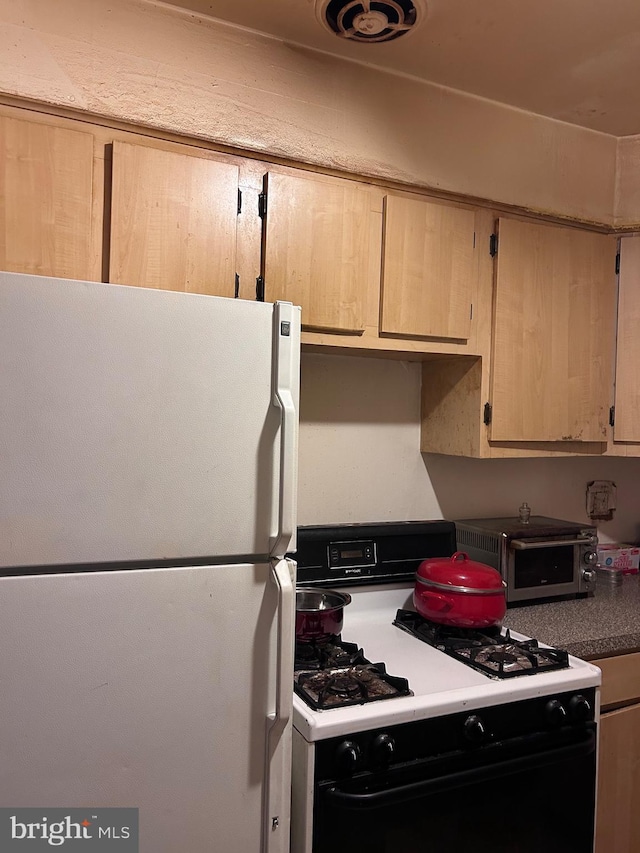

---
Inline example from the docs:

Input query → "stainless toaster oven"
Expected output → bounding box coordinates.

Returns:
[455,515,598,604]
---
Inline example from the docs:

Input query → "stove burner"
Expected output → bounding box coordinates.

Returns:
[294,638,412,710]
[393,609,570,679]
[487,650,519,665]
[326,673,363,698]
[294,638,367,671]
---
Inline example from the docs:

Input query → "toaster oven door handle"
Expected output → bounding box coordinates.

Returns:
[510,537,592,550]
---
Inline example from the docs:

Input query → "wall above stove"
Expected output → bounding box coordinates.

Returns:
[298,353,640,544]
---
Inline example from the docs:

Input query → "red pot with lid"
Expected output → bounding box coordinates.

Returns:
[413,551,507,628]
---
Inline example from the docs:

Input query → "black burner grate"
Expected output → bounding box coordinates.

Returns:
[294,638,412,710]
[393,609,570,679]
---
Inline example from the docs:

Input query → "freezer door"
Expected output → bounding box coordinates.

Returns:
[0,563,293,853]
[0,273,301,568]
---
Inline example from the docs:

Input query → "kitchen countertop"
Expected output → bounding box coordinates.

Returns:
[503,574,640,660]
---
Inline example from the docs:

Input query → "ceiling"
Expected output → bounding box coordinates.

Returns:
[162,0,640,136]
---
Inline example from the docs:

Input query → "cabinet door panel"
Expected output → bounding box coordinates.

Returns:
[490,218,616,442]
[0,117,95,280]
[262,172,370,333]
[380,195,475,340]
[596,703,640,853]
[614,236,640,442]
[110,141,238,296]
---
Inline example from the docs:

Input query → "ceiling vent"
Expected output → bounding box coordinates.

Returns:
[313,0,425,44]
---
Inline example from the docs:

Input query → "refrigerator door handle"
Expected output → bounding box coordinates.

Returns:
[265,556,295,853]
[270,301,300,559]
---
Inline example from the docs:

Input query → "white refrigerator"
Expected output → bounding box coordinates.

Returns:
[0,272,301,853]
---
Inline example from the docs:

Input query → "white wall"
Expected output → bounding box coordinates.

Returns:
[298,354,441,524]
[298,353,640,544]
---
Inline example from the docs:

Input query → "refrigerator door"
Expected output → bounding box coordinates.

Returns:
[0,273,301,569]
[0,561,293,853]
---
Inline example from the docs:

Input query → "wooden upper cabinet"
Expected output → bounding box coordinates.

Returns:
[613,236,640,443]
[380,195,476,340]
[261,171,371,333]
[109,141,239,296]
[490,217,617,443]
[0,116,95,280]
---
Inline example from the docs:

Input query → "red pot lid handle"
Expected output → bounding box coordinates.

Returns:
[416,550,504,590]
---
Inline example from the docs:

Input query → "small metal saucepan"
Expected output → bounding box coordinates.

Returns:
[295,587,352,641]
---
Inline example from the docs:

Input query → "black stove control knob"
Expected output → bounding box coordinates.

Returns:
[569,694,592,723]
[545,699,568,728]
[372,733,396,766]
[335,740,361,775]
[463,715,487,745]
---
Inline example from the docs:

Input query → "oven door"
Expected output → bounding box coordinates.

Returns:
[313,725,596,853]
[506,537,585,602]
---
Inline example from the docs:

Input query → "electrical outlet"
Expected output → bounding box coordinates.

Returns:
[586,480,617,521]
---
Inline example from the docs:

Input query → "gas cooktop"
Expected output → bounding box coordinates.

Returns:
[393,609,570,679]
[292,522,601,744]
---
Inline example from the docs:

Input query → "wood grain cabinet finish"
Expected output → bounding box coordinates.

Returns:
[596,703,640,853]
[0,116,95,281]
[613,235,640,443]
[595,654,640,853]
[109,141,239,296]
[380,195,476,341]
[261,171,372,334]
[490,217,617,443]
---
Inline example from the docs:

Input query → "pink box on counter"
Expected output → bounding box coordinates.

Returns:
[597,544,640,574]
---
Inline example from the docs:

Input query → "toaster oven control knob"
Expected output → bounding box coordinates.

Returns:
[372,733,396,765]
[582,569,597,585]
[545,699,568,728]
[584,551,598,566]
[569,694,592,723]
[463,715,487,745]
[335,740,361,774]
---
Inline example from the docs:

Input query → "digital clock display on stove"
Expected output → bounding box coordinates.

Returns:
[328,540,376,569]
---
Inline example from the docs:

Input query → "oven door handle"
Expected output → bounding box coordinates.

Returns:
[324,731,596,810]
[510,537,592,550]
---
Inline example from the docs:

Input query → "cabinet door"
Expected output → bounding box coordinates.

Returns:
[596,702,640,853]
[261,171,371,333]
[0,116,95,280]
[490,217,617,442]
[380,195,476,340]
[110,141,239,296]
[613,235,640,442]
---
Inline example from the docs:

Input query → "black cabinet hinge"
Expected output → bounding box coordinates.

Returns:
[256,275,265,302]
[483,402,492,425]
[489,234,498,257]
[234,273,240,299]
[258,191,267,219]
[237,189,242,215]
[609,406,615,427]
[615,252,620,275]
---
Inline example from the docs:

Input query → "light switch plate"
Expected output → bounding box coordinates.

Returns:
[586,480,617,521]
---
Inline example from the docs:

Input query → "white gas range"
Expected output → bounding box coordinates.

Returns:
[291,522,601,853]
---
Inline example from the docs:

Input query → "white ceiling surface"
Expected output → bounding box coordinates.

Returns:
[162,0,640,136]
